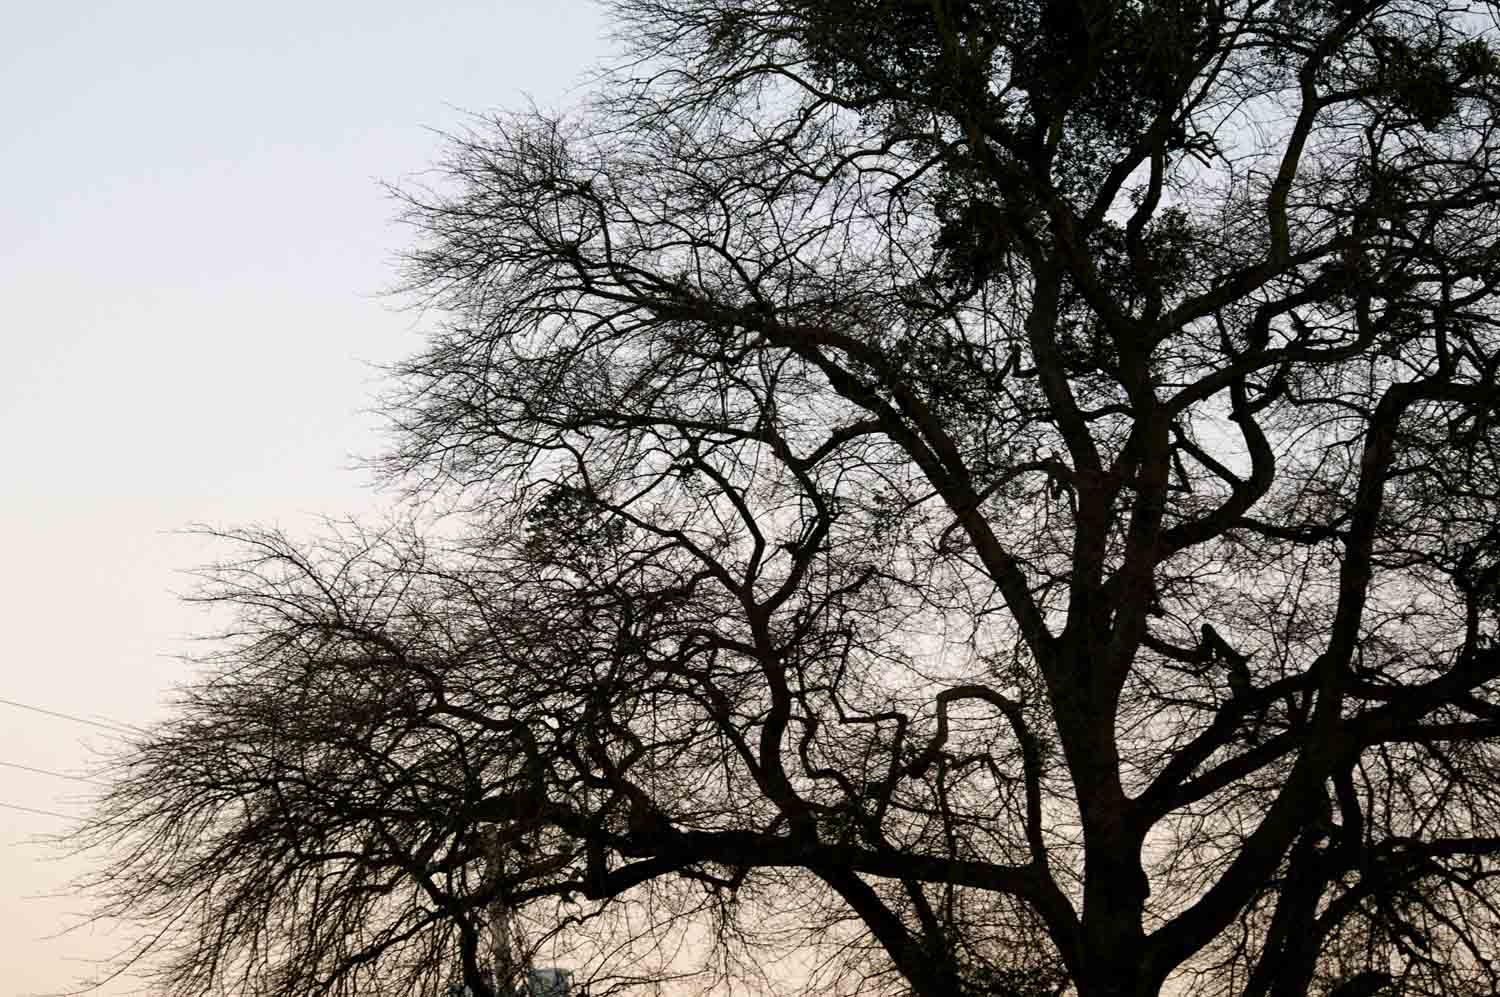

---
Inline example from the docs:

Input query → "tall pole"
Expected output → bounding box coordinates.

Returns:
[484,827,525,997]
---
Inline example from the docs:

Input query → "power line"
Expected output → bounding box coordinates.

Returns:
[0,800,74,820]
[0,759,101,785]
[0,696,143,735]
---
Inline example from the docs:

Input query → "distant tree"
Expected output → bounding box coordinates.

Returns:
[76,2,1500,997]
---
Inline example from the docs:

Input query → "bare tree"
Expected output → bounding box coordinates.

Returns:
[75,2,1500,997]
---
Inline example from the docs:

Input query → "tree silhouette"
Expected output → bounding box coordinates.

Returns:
[76,2,1500,997]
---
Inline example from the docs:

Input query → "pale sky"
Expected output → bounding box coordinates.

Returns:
[0,3,607,992]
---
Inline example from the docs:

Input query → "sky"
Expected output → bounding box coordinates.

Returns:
[1,3,608,992]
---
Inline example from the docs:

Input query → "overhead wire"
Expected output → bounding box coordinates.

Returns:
[0,696,144,734]
[0,697,138,821]
[0,800,75,820]
[0,759,101,785]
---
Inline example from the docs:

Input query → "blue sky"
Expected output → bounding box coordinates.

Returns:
[0,3,607,991]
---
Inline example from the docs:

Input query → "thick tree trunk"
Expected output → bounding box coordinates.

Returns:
[1049,628,1165,997]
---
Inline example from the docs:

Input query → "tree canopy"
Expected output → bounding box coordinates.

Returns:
[76,2,1500,997]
